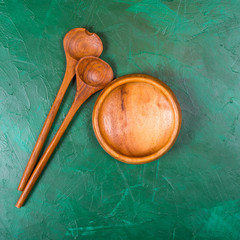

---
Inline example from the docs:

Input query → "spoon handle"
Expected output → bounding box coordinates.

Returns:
[18,64,75,191]
[16,97,82,208]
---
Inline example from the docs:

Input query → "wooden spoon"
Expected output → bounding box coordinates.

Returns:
[16,56,113,208]
[18,28,103,191]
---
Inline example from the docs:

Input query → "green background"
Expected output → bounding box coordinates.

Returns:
[1,0,240,239]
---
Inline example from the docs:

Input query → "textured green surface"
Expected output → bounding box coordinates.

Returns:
[1,0,240,239]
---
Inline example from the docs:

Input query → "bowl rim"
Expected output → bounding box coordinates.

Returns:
[92,73,182,164]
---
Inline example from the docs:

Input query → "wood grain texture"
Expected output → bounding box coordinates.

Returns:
[92,74,181,164]
[16,56,113,208]
[18,28,103,191]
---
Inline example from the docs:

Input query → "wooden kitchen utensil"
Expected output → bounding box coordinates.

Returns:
[18,28,103,191]
[92,74,181,164]
[16,57,113,208]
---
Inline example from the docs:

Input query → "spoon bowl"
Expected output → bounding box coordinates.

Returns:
[64,28,103,61]
[76,56,114,88]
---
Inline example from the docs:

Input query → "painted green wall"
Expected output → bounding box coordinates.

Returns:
[1,0,240,239]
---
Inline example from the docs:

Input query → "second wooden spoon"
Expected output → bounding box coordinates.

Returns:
[16,56,113,208]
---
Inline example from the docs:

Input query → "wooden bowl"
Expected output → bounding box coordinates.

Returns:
[92,74,181,164]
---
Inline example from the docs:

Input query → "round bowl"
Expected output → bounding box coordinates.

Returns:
[92,74,181,164]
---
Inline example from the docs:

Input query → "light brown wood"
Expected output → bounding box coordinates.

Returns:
[92,74,182,164]
[16,57,113,208]
[18,28,103,191]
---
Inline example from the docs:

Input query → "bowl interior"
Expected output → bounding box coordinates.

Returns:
[92,74,181,164]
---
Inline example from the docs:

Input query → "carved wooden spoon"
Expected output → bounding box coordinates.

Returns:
[16,56,114,208]
[18,28,103,191]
